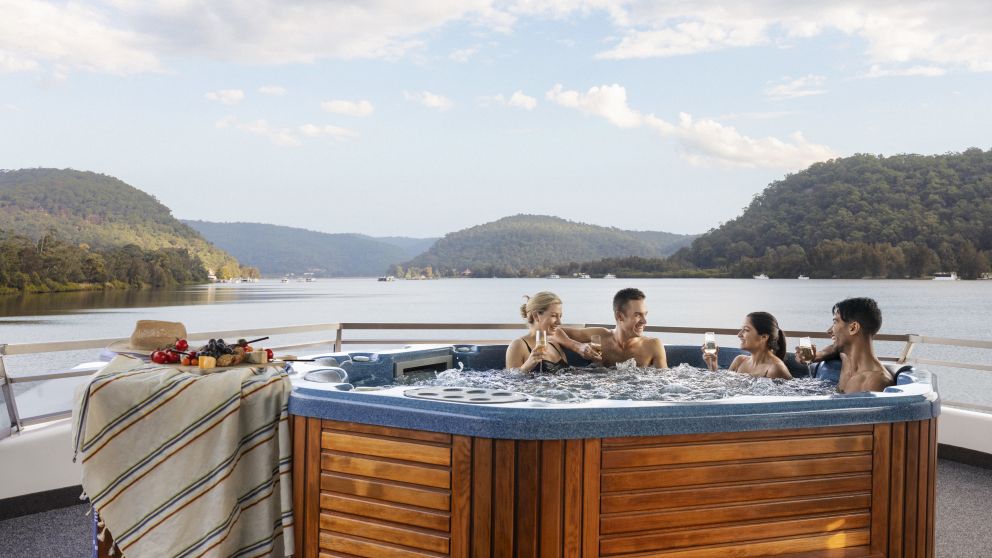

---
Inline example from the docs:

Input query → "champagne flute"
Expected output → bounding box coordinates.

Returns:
[590,334,603,361]
[703,332,717,355]
[534,330,547,373]
[798,337,814,362]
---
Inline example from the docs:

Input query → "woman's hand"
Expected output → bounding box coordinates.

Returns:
[524,343,546,370]
[702,345,719,371]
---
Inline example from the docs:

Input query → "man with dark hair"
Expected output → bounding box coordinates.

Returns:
[797,297,893,393]
[555,288,667,368]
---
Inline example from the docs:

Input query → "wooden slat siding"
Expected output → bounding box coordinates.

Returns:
[904,420,920,556]
[322,473,451,510]
[516,440,540,557]
[320,493,449,531]
[888,421,906,556]
[601,474,872,513]
[600,424,873,446]
[582,438,601,558]
[563,439,584,557]
[322,420,452,444]
[319,531,447,558]
[320,513,449,553]
[602,434,873,468]
[601,494,871,534]
[601,532,872,558]
[293,415,307,557]
[471,438,493,558]
[306,417,323,558]
[450,436,471,558]
[869,423,891,557]
[493,439,515,557]
[540,440,564,558]
[600,513,871,555]
[915,421,929,558]
[322,452,450,488]
[602,454,873,492]
[322,432,451,466]
[927,418,937,558]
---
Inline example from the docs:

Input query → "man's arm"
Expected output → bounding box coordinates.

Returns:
[554,326,609,358]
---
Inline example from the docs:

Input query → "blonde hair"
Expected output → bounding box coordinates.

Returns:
[520,291,562,324]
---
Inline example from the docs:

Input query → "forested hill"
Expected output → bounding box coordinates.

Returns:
[0,168,237,273]
[675,148,992,278]
[184,220,436,277]
[403,215,696,277]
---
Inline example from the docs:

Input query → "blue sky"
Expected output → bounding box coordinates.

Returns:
[1,1,990,237]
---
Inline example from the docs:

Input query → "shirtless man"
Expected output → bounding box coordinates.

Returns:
[554,288,667,368]
[797,297,893,393]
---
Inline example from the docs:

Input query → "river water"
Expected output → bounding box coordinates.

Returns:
[2,278,990,418]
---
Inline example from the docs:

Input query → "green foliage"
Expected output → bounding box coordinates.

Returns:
[403,215,696,277]
[0,230,208,292]
[673,149,992,278]
[184,220,437,277]
[0,168,238,273]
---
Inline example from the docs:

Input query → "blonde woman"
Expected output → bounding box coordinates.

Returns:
[505,291,570,373]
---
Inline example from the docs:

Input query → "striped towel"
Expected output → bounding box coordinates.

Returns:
[71,356,294,558]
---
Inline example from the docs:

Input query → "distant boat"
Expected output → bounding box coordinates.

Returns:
[753,274,769,280]
[546,274,561,279]
[933,272,959,281]
[603,273,617,279]
[797,275,810,280]
[377,276,395,282]
[280,277,289,283]
[577,273,591,279]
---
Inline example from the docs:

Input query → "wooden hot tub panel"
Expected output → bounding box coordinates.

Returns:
[292,417,936,558]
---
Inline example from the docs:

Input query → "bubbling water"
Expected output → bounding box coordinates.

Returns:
[394,363,836,403]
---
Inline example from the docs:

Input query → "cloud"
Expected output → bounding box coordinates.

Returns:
[0,0,161,76]
[864,64,946,78]
[321,99,375,117]
[258,85,287,96]
[205,89,245,105]
[546,83,836,169]
[589,1,992,73]
[449,47,478,62]
[479,90,537,110]
[404,90,453,111]
[215,116,356,146]
[764,75,826,100]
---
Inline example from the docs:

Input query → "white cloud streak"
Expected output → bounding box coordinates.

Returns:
[321,99,375,117]
[546,83,836,169]
[405,90,453,111]
[216,116,356,146]
[205,89,245,105]
[258,85,287,95]
[764,74,826,100]
[479,90,537,110]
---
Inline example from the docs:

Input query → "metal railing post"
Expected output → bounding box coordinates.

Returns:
[334,325,343,352]
[898,334,921,364]
[0,345,23,436]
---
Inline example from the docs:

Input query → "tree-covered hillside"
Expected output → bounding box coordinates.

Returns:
[675,149,992,278]
[0,168,238,274]
[403,214,696,277]
[184,220,435,277]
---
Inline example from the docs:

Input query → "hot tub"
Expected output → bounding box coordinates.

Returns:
[287,345,939,557]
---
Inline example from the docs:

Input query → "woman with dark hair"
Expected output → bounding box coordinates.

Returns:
[702,311,792,379]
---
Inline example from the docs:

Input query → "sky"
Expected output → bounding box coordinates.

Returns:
[1,1,990,238]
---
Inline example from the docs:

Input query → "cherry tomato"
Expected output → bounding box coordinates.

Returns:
[190,358,198,366]
[265,348,274,361]
[181,357,191,366]
[188,351,197,359]
[175,339,189,351]
[151,351,169,364]
[166,350,181,363]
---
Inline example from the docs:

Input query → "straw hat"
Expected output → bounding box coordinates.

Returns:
[107,320,188,355]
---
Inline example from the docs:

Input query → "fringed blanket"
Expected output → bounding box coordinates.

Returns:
[72,356,294,558]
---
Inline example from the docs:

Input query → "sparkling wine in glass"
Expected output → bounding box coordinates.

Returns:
[534,330,547,372]
[798,337,814,362]
[704,332,717,355]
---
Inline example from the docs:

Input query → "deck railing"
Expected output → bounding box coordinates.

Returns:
[3,322,991,439]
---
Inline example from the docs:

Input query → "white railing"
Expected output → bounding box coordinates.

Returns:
[3,322,991,439]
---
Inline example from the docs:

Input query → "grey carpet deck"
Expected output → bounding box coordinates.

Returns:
[1,459,990,558]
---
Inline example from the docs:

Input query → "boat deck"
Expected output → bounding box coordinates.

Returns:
[0,458,989,557]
